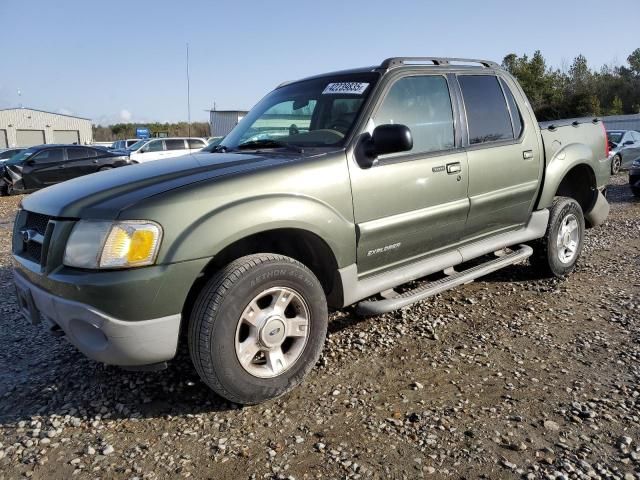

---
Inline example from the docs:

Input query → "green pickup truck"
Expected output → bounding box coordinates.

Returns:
[12,57,610,404]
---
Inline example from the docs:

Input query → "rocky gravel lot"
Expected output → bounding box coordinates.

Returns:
[0,175,638,480]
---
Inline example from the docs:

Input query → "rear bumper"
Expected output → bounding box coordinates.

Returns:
[14,269,181,366]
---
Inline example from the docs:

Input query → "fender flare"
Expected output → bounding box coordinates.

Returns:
[162,193,356,268]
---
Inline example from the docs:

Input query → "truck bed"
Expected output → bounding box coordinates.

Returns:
[538,117,610,189]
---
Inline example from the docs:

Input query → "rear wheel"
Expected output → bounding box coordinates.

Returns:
[611,155,622,175]
[188,254,328,404]
[530,197,585,278]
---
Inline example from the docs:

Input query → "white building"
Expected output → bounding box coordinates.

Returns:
[0,108,93,148]
[209,110,248,137]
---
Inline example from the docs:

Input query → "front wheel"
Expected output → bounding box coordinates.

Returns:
[188,254,328,405]
[530,197,585,278]
[611,155,622,175]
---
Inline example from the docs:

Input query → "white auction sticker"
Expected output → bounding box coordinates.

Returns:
[322,82,369,95]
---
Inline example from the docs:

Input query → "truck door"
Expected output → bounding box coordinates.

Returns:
[456,74,542,241]
[348,73,469,276]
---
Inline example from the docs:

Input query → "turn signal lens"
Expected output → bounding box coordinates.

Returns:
[100,222,162,268]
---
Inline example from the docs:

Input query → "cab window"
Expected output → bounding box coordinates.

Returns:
[458,75,514,145]
[372,75,455,156]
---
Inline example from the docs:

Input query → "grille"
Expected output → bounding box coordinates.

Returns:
[17,211,53,265]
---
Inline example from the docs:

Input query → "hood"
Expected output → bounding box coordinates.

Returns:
[21,152,300,219]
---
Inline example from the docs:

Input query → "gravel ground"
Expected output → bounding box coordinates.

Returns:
[0,175,638,480]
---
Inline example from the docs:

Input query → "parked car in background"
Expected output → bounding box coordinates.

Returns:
[629,159,640,197]
[0,147,25,162]
[128,137,207,163]
[607,130,640,174]
[111,139,142,150]
[0,144,131,195]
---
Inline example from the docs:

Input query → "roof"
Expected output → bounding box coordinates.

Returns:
[208,110,249,114]
[0,107,91,121]
[278,58,501,89]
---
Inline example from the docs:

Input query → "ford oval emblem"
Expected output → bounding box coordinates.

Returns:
[21,229,38,244]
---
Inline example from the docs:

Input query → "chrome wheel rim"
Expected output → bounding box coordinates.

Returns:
[613,156,621,174]
[234,286,310,378]
[556,213,580,264]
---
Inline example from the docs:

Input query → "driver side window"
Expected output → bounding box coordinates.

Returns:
[32,148,64,163]
[146,140,164,152]
[373,75,455,157]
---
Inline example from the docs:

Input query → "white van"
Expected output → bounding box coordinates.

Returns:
[129,137,207,163]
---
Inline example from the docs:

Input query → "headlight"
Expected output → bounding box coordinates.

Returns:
[64,220,162,269]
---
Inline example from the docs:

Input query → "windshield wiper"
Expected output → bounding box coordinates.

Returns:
[209,144,232,153]
[236,139,303,153]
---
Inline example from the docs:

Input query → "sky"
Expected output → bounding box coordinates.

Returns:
[0,0,636,125]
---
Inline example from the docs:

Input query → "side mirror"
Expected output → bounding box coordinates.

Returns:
[356,124,413,168]
[25,159,36,166]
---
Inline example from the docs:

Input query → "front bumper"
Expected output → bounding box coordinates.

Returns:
[14,269,181,366]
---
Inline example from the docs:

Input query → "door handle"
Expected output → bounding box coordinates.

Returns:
[446,162,461,174]
[523,150,534,160]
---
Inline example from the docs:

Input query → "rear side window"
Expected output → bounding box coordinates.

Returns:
[188,139,205,149]
[373,75,455,156]
[67,147,96,160]
[500,78,523,139]
[458,75,513,145]
[165,139,186,150]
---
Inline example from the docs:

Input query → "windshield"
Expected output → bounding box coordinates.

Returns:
[127,139,149,151]
[5,148,36,165]
[221,72,379,151]
[607,131,623,144]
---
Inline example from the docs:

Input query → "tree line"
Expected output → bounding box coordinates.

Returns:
[502,48,640,121]
[92,122,210,141]
[93,48,640,138]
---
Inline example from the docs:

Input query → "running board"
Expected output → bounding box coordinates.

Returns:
[356,245,532,316]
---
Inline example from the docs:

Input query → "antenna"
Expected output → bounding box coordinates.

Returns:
[17,89,22,109]
[186,43,191,137]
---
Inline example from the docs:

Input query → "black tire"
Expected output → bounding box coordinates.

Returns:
[530,197,585,278]
[188,254,328,405]
[611,155,622,175]
[0,183,7,197]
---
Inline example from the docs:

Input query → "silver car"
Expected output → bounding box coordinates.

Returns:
[607,130,640,174]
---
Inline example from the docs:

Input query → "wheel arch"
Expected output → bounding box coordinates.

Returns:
[537,148,598,224]
[182,227,345,327]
